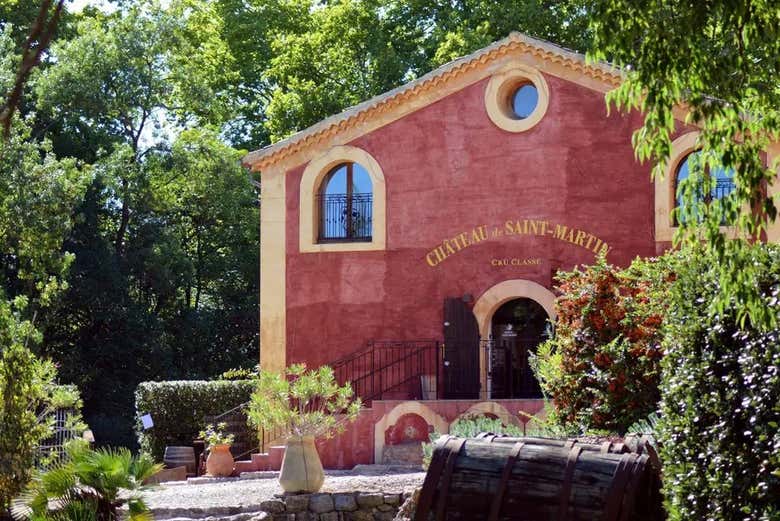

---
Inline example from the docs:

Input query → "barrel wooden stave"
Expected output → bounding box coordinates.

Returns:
[163,445,197,475]
[415,436,662,521]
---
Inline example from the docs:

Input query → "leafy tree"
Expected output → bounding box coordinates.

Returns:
[31,4,259,446]
[589,0,780,329]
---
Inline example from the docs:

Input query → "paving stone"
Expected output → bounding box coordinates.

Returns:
[344,512,373,521]
[261,499,286,514]
[333,494,357,512]
[285,495,310,513]
[309,494,335,514]
[356,493,384,508]
[382,495,400,507]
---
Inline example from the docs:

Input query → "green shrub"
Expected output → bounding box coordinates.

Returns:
[422,415,524,467]
[134,380,254,461]
[0,297,84,513]
[13,443,160,521]
[246,364,361,439]
[658,244,780,520]
[532,254,672,433]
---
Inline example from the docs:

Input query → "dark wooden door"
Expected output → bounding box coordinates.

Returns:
[443,298,480,399]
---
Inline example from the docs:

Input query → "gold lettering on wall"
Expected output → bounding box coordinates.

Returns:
[425,219,611,267]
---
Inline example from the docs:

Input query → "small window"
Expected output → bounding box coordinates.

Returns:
[317,162,373,242]
[511,84,539,119]
[675,151,735,225]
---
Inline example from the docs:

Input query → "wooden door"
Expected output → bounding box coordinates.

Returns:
[443,298,480,399]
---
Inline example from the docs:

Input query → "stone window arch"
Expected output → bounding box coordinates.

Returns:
[299,145,386,252]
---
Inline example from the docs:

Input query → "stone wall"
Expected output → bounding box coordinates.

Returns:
[260,491,410,521]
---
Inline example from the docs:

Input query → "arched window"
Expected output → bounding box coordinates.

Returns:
[317,162,373,242]
[674,151,735,225]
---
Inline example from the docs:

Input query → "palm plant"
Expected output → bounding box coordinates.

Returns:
[12,442,161,521]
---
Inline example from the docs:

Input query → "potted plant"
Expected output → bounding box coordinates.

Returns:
[247,364,362,493]
[199,422,235,477]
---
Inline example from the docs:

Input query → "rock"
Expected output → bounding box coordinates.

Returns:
[319,513,339,521]
[345,512,373,521]
[376,504,393,512]
[285,495,310,513]
[373,512,395,521]
[309,494,335,513]
[383,495,400,507]
[356,493,384,508]
[261,500,286,514]
[334,494,358,512]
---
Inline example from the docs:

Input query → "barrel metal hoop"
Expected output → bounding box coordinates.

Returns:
[563,439,577,450]
[434,437,467,521]
[487,442,526,521]
[602,453,637,521]
[600,441,613,454]
[557,445,583,521]
[413,435,453,521]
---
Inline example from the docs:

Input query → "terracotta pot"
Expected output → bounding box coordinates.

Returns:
[205,444,234,477]
[279,435,324,493]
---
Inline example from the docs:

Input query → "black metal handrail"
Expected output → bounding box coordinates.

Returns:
[209,339,442,455]
[332,339,441,406]
[317,192,372,242]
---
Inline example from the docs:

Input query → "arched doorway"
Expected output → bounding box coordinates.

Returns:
[488,298,550,399]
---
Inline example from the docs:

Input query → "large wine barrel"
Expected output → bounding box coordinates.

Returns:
[414,436,663,521]
[476,433,661,472]
[163,446,197,475]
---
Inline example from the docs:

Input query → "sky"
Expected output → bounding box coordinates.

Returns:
[68,0,116,13]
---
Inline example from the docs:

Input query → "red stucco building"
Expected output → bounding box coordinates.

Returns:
[242,33,780,467]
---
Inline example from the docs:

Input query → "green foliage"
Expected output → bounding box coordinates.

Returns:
[134,380,255,461]
[422,415,524,468]
[446,415,524,439]
[198,423,235,448]
[657,244,780,521]
[0,297,84,512]
[260,0,594,142]
[533,254,672,433]
[589,0,780,330]
[13,444,161,521]
[246,364,362,440]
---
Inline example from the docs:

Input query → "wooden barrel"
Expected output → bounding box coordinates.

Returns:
[476,433,661,471]
[163,446,197,475]
[414,436,663,521]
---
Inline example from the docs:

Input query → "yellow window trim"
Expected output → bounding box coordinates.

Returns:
[484,63,549,133]
[299,145,386,253]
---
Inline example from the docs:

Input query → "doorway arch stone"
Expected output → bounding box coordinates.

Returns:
[472,280,557,398]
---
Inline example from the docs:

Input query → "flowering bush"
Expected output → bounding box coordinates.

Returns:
[199,422,235,448]
[533,254,673,433]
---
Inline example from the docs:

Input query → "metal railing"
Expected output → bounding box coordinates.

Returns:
[332,340,441,406]
[36,408,80,470]
[317,193,372,242]
[209,339,442,455]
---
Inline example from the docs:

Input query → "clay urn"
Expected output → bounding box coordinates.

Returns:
[279,435,324,493]
[205,444,235,477]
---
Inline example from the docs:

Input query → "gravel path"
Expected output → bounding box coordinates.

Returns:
[142,467,425,515]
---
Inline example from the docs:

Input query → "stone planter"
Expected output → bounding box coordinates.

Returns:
[279,435,324,493]
[205,444,234,477]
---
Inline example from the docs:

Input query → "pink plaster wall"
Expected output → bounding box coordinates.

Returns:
[285,73,655,366]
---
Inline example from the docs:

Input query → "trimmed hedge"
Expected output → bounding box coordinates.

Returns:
[659,245,780,520]
[135,380,254,461]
